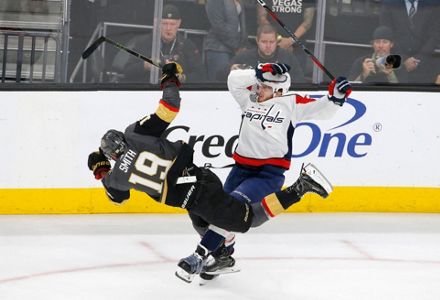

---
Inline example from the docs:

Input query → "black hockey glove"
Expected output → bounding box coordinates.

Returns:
[160,62,183,88]
[328,76,352,106]
[88,150,111,180]
[255,63,290,82]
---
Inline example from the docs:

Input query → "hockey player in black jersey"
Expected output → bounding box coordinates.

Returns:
[88,62,336,283]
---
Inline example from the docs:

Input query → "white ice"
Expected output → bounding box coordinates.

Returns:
[0,213,439,300]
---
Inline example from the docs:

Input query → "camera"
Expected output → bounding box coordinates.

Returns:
[375,54,401,69]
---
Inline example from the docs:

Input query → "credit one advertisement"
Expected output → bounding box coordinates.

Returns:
[168,91,440,187]
[0,90,439,188]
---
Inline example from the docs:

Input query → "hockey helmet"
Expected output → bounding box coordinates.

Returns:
[257,72,291,95]
[100,129,127,160]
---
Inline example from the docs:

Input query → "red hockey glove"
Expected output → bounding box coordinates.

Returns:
[328,76,352,106]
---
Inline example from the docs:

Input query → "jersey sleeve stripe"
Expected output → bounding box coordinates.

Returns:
[155,101,179,123]
[232,153,291,169]
[295,95,316,104]
[159,99,180,112]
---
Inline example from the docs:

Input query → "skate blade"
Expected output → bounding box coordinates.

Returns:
[203,266,241,275]
[175,268,195,283]
[199,268,240,286]
[199,275,218,286]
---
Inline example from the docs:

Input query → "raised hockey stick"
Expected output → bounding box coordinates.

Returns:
[81,36,162,68]
[256,0,335,80]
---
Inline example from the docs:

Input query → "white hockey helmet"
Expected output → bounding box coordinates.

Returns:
[257,72,291,95]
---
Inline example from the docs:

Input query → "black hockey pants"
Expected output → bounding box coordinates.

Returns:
[184,167,254,233]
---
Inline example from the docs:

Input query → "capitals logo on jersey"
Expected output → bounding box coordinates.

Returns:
[244,104,285,130]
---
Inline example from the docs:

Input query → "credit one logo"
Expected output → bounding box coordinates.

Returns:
[163,96,371,159]
[163,126,238,158]
[293,96,371,158]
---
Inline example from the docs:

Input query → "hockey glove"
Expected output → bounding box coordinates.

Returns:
[88,150,111,180]
[328,76,352,106]
[160,62,183,88]
[255,63,290,82]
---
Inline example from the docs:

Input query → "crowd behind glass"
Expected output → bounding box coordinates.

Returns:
[0,0,439,85]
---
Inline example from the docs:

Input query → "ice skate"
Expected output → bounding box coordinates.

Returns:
[175,252,205,283]
[199,245,240,285]
[285,163,333,198]
[175,245,208,283]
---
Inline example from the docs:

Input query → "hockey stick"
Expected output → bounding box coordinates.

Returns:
[81,36,162,68]
[256,0,335,80]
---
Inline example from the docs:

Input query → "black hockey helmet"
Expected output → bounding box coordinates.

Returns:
[100,129,127,160]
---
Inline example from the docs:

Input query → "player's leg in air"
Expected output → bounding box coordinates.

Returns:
[175,163,332,283]
[197,164,285,283]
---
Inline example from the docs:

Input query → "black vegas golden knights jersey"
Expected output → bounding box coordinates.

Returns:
[101,81,194,208]
[103,123,254,233]
[98,81,255,234]
[102,122,195,207]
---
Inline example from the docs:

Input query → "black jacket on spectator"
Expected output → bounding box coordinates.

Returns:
[230,47,306,83]
[380,0,440,82]
[380,0,439,58]
[112,32,205,83]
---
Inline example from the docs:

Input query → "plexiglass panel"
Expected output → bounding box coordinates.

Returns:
[0,0,439,85]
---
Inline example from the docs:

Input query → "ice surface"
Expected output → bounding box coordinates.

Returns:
[0,213,439,300]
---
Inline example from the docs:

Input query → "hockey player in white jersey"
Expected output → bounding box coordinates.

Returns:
[178,63,352,283]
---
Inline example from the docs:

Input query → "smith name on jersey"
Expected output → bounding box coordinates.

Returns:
[101,81,195,208]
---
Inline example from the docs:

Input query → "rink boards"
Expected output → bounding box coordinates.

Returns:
[0,90,439,213]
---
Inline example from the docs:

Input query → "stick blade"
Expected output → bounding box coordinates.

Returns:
[82,36,106,59]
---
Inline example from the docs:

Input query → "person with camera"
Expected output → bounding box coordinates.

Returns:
[348,26,406,84]
[379,0,440,84]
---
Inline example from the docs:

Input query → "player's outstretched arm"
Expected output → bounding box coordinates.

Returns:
[134,62,183,137]
[295,76,352,121]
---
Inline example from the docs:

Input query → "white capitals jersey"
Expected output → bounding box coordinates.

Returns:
[227,69,341,170]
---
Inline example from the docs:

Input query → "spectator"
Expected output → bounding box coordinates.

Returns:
[112,4,205,83]
[348,26,407,83]
[379,0,440,83]
[204,0,249,82]
[230,24,306,83]
[257,0,316,72]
